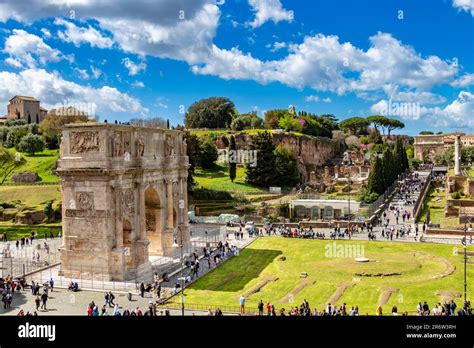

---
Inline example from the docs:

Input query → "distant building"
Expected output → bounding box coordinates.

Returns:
[0,96,48,125]
[414,132,474,161]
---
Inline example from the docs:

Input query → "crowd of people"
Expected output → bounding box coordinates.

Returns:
[235,298,473,317]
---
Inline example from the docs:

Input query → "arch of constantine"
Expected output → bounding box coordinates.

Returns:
[56,123,190,281]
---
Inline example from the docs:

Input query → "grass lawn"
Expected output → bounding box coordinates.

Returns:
[0,225,61,240]
[418,184,460,227]
[171,237,473,314]
[0,185,61,208]
[194,163,265,193]
[5,148,59,183]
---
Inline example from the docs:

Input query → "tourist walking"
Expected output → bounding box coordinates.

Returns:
[239,295,246,314]
[40,292,48,310]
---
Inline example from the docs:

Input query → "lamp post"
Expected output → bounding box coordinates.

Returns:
[463,221,469,305]
[176,198,186,316]
[348,177,351,234]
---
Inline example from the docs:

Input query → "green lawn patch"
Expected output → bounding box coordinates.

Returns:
[5,148,59,183]
[0,185,61,209]
[172,237,473,315]
[194,163,265,193]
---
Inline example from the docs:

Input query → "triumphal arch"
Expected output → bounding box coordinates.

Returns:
[56,123,190,280]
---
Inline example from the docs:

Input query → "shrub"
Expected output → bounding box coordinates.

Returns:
[451,191,461,199]
[16,134,45,155]
[358,188,379,204]
[189,188,233,201]
[198,140,218,169]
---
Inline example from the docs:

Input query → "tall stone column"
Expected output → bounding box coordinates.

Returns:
[454,135,462,176]
[137,183,147,240]
[166,179,174,229]
[114,186,123,248]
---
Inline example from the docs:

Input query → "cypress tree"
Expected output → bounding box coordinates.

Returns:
[367,155,384,195]
[246,131,276,187]
[229,135,237,182]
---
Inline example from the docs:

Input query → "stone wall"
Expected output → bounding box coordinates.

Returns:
[215,131,344,182]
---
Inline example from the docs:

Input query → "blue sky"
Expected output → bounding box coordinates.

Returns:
[0,0,473,135]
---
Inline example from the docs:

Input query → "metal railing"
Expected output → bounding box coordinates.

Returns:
[0,238,61,278]
[158,301,241,313]
[17,230,228,293]
[413,172,432,222]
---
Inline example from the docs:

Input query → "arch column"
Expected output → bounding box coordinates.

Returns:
[166,179,174,229]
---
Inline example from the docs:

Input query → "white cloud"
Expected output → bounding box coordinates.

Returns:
[193,32,458,100]
[73,67,90,79]
[370,91,474,128]
[98,2,219,64]
[381,85,446,105]
[122,58,147,76]
[247,0,293,28]
[4,57,23,68]
[54,18,114,48]
[0,1,467,105]
[131,81,144,88]
[3,29,63,68]
[305,95,320,102]
[305,95,332,103]
[267,41,287,52]
[451,73,474,88]
[90,65,102,79]
[421,91,474,128]
[40,28,51,38]
[452,0,474,16]
[0,68,147,115]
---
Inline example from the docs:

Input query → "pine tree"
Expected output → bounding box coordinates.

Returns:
[229,135,237,182]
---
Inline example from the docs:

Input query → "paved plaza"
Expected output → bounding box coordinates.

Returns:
[0,286,215,316]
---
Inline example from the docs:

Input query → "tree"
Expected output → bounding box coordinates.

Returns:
[184,131,201,188]
[274,146,299,187]
[385,118,405,135]
[367,115,389,133]
[381,148,395,190]
[368,129,383,144]
[198,139,218,169]
[358,187,379,204]
[184,97,235,129]
[264,109,289,129]
[367,155,384,195]
[129,116,167,128]
[16,134,45,155]
[278,114,302,132]
[229,135,237,182]
[246,131,276,187]
[40,112,90,149]
[0,148,26,184]
[338,117,369,135]
[419,131,434,135]
[395,138,409,172]
[4,125,29,147]
[230,113,263,131]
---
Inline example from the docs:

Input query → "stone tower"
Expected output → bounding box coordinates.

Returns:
[56,123,190,281]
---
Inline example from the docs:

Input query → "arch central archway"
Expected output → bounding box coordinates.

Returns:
[145,186,162,255]
[123,219,133,267]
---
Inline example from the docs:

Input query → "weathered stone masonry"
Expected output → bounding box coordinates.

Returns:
[56,123,190,281]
